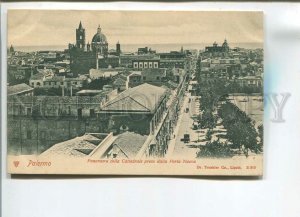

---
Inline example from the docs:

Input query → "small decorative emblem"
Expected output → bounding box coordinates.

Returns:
[13,161,20,168]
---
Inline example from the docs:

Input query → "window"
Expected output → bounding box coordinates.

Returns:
[60,82,64,85]
[134,63,138,68]
[77,108,82,117]
[139,62,143,68]
[90,109,95,117]
[149,62,153,68]
[144,62,148,68]
[26,107,32,116]
[27,130,32,139]
[154,62,158,68]
[156,76,160,80]
[19,105,22,115]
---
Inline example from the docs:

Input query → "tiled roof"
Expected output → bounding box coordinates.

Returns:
[113,78,126,86]
[44,76,65,82]
[101,83,166,113]
[113,132,147,158]
[37,68,53,75]
[40,134,103,157]
[90,69,119,78]
[141,68,166,77]
[30,72,45,80]
[129,71,142,76]
[7,83,33,96]
[65,77,87,81]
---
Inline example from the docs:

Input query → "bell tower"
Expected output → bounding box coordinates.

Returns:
[76,21,86,50]
[116,41,121,56]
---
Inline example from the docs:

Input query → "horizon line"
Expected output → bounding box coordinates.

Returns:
[10,42,264,47]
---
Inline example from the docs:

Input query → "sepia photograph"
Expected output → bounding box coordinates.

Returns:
[6,10,263,175]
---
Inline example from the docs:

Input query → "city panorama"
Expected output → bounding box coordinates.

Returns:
[7,11,263,169]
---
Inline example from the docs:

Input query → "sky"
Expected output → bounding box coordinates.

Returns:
[7,10,263,47]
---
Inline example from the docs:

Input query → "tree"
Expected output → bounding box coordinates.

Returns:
[205,128,213,141]
[218,101,261,157]
[197,141,234,158]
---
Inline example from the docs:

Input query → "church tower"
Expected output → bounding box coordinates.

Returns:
[76,21,86,50]
[116,41,121,56]
[9,45,15,53]
[222,39,229,52]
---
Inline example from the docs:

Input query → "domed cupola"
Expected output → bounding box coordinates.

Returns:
[91,25,108,56]
[92,25,108,44]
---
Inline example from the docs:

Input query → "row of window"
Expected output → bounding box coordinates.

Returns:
[133,61,159,69]
[239,81,262,86]
[32,81,80,86]
[14,106,96,117]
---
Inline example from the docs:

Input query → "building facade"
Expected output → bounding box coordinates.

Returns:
[132,59,160,69]
[98,83,168,135]
[7,94,111,154]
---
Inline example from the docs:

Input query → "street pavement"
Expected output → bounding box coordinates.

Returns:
[167,92,201,159]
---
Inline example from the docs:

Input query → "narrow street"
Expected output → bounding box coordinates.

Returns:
[167,90,201,159]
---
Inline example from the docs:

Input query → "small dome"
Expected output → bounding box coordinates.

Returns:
[92,25,107,44]
[92,33,107,43]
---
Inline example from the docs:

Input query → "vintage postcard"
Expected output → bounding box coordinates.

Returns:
[6,10,263,175]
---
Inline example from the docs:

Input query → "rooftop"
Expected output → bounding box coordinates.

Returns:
[7,83,33,96]
[113,78,126,86]
[76,89,103,96]
[141,68,166,77]
[89,68,119,77]
[65,76,87,81]
[44,76,65,82]
[30,72,45,80]
[40,133,108,157]
[128,71,142,76]
[113,132,148,158]
[101,83,167,113]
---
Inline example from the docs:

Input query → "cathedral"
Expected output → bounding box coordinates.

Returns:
[69,22,120,75]
[205,39,230,53]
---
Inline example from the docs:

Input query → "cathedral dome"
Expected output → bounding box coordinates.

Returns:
[92,25,107,44]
